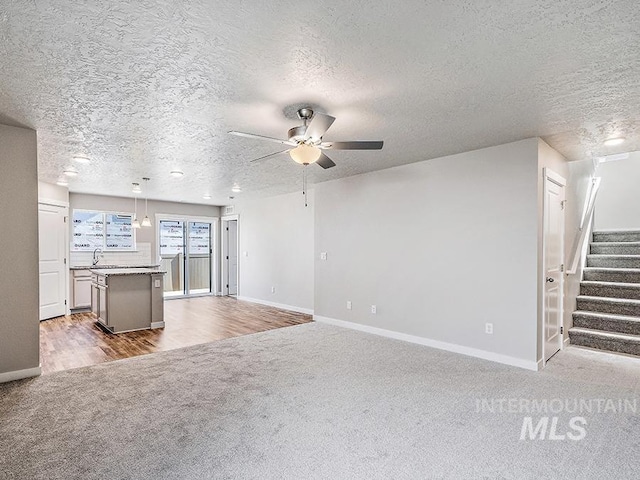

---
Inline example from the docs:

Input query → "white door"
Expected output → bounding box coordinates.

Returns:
[39,203,67,320]
[543,169,566,363]
[228,220,238,295]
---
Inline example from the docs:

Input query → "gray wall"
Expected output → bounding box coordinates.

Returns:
[70,193,220,261]
[593,152,640,230]
[0,124,40,377]
[314,138,541,364]
[235,190,314,311]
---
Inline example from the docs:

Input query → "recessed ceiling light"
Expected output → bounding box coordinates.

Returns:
[63,167,78,177]
[73,156,90,164]
[203,194,212,200]
[56,177,69,186]
[231,185,242,193]
[604,137,625,146]
[170,170,184,178]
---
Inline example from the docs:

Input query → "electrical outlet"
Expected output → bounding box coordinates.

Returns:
[485,323,493,334]
[320,252,327,260]
[346,301,352,310]
[271,286,276,294]
[243,251,248,257]
[371,305,377,314]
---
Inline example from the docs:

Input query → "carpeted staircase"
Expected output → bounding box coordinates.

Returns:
[570,230,640,356]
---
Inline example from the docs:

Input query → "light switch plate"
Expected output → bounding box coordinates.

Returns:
[154,279,161,288]
[320,252,327,260]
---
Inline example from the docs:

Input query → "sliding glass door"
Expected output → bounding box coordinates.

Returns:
[159,217,216,298]
[188,222,211,295]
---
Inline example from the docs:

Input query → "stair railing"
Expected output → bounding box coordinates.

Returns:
[567,176,601,275]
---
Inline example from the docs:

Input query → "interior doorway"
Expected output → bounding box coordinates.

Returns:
[38,202,68,320]
[542,168,566,364]
[221,215,239,296]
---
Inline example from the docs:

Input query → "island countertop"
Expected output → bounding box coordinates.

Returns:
[71,264,160,270]
[89,267,166,276]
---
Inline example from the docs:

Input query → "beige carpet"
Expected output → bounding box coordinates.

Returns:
[1,322,639,479]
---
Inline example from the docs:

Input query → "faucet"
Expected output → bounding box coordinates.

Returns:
[92,248,103,266]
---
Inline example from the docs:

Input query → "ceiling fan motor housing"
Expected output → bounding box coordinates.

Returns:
[288,125,307,143]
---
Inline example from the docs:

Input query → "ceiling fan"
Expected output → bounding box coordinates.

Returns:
[228,107,383,169]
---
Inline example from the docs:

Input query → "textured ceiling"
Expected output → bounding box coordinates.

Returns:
[1,0,639,205]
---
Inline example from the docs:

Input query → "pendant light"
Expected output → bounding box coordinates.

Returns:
[141,177,152,227]
[131,183,141,229]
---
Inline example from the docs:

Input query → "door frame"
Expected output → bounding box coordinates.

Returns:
[155,214,219,299]
[221,214,239,297]
[541,167,566,367]
[38,200,70,318]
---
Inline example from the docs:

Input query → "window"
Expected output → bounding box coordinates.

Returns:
[72,210,135,251]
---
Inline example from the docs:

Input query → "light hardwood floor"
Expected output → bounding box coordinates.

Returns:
[40,296,312,374]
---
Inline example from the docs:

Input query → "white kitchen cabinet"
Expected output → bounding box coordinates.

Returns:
[71,269,92,309]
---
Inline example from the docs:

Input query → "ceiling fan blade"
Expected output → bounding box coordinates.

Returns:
[249,149,291,163]
[229,131,296,146]
[304,113,336,141]
[316,152,336,169]
[322,141,384,150]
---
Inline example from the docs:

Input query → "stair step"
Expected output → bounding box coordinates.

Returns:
[590,242,640,255]
[569,327,640,356]
[580,281,640,300]
[576,295,640,316]
[593,230,640,243]
[583,267,640,283]
[586,255,640,268]
[572,311,640,335]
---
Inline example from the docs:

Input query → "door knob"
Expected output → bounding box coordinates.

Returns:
[546,277,554,283]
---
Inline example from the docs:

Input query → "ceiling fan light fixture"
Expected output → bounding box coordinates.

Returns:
[290,144,321,165]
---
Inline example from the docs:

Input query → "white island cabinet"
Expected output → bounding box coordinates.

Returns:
[90,268,165,333]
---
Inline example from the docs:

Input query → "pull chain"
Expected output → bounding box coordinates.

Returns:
[302,166,308,207]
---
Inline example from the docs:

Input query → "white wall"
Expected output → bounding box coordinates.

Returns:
[593,152,640,230]
[0,124,40,381]
[38,181,69,205]
[235,190,314,313]
[314,138,541,366]
[563,158,597,339]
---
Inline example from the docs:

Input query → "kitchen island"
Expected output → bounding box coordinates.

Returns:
[90,268,165,333]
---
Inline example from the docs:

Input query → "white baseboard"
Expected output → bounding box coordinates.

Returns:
[564,337,571,347]
[314,316,540,371]
[150,321,165,329]
[0,365,42,384]
[237,296,313,315]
